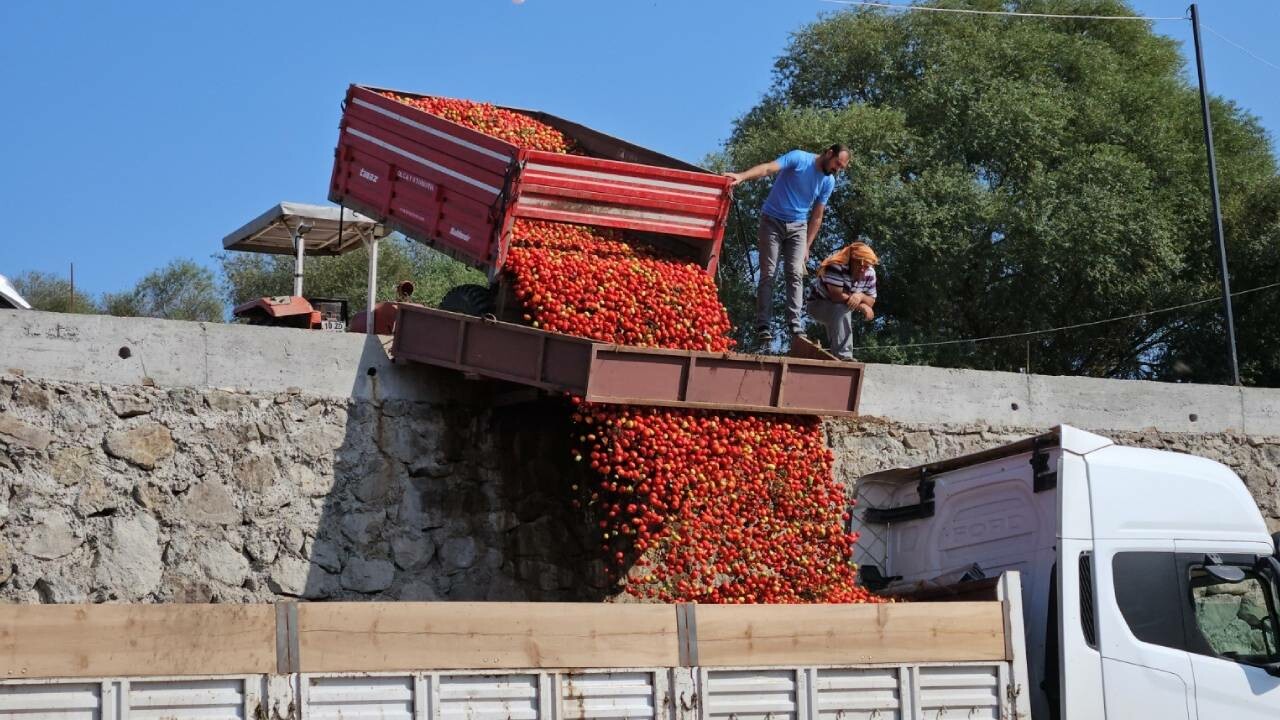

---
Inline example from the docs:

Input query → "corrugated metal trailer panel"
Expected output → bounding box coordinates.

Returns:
[0,665,1017,720]
[0,681,101,720]
[0,677,253,720]
[305,675,414,720]
[561,672,659,720]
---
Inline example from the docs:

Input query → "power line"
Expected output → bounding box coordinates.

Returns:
[1202,23,1280,74]
[849,281,1280,351]
[818,0,1186,22]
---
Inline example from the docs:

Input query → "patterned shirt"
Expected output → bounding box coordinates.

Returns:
[809,262,877,303]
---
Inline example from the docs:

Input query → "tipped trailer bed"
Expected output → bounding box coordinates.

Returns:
[329,85,733,278]
[392,304,864,417]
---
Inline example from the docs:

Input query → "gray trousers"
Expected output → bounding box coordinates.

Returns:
[806,298,855,360]
[756,214,808,334]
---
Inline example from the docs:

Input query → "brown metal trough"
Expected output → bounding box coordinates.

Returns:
[391,304,863,416]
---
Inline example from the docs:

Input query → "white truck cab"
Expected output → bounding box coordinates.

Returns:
[853,425,1280,719]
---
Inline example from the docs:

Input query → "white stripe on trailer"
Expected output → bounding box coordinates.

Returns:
[516,196,715,228]
[524,163,723,196]
[353,98,513,164]
[346,128,502,196]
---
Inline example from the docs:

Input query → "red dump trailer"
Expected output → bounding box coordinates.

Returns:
[329,85,733,279]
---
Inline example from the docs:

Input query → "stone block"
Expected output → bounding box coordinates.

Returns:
[107,391,153,418]
[104,423,174,470]
[340,558,394,593]
[182,481,240,526]
[24,513,81,559]
[0,414,51,451]
[94,514,163,598]
[439,537,479,570]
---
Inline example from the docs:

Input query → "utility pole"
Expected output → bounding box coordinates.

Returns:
[1190,3,1241,386]
[69,263,75,313]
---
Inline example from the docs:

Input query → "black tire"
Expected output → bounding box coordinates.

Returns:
[438,284,495,316]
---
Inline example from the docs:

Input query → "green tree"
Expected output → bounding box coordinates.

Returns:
[721,0,1280,384]
[217,236,485,316]
[102,259,225,322]
[11,271,100,314]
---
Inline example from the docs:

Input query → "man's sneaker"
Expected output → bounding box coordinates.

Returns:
[754,326,773,344]
[790,330,809,343]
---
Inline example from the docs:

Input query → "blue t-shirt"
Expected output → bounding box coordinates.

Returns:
[760,150,836,223]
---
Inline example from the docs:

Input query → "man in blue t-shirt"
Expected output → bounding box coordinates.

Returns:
[724,144,850,343]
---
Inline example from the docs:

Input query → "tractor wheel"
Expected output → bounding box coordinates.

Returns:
[438,284,495,317]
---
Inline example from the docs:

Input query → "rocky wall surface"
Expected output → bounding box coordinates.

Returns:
[0,374,600,604]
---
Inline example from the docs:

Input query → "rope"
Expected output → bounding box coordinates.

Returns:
[1202,23,1280,74]
[818,0,1186,21]
[848,281,1280,351]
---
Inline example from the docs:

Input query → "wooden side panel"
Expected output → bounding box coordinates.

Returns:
[296,602,681,672]
[692,602,1007,667]
[0,604,276,678]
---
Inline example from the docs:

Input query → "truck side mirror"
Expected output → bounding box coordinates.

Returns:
[1266,662,1280,678]
[1272,531,1280,555]
[1204,559,1246,583]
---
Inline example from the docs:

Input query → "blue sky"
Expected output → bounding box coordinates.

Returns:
[2,0,1278,298]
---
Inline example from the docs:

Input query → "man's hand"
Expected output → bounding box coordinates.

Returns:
[722,161,780,188]
[858,304,875,322]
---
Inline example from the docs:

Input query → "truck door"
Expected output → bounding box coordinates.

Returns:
[1172,548,1280,718]
[1093,543,1196,719]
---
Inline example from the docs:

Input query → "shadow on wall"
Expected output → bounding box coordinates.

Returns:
[299,334,608,601]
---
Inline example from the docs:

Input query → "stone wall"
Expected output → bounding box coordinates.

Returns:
[0,374,601,604]
[3,372,1279,604]
[2,310,1279,604]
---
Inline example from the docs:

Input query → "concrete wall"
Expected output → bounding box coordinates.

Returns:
[8,309,1278,435]
[1,310,1278,603]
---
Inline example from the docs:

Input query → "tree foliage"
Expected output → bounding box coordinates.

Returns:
[217,236,485,316]
[102,259,224,322]
[11,271,101,314]
[720,0,1280,384]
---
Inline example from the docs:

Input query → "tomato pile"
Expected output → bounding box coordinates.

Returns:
[506,219,733,351]
[383,93,575,153]
[404,94,875,604]
[571,402,877,603]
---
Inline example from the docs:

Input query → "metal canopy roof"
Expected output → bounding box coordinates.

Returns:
[0,274,31,310]
[222,202,385,256]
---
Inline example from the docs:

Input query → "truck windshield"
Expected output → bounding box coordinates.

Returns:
[1189,566,1280,664]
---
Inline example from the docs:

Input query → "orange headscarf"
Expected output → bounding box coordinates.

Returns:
[817,241,879,279]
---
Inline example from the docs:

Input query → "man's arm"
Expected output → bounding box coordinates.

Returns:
[825,285,876,321]
[723,160,780,187]
[849,292,875,308]
[806,202,825,252]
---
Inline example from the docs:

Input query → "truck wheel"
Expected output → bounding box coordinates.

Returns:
[439,284,495,316]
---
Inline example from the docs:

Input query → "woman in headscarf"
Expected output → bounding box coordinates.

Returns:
[805,239,878,360]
